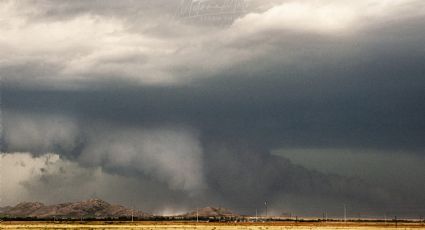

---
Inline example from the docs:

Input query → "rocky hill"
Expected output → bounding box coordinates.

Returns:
[0,199,150,219]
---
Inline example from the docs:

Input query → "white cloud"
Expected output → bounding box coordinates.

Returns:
[234,2,357,33]
[0,152,107,206]
[79,125,206,193]
[0,0,424,88]
[3,110,206,194]
[3,111,80,154]
[234,0,425,34]
[0,152,196,211]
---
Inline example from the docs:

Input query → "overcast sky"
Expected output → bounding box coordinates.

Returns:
[1,0,425,218]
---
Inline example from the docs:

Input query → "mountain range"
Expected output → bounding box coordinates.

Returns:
[0,199,239,219]
[0,199,149,219]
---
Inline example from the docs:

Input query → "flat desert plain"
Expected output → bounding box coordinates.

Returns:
[1,222,425,230]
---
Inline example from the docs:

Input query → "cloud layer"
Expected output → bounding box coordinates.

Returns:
[2,0,424,88]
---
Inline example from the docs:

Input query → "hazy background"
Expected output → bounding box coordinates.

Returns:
[0,0,424,218]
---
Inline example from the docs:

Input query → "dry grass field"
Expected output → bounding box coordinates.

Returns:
[1,221,425,230]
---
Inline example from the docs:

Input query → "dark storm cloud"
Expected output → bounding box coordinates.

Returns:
[1,0,425,217]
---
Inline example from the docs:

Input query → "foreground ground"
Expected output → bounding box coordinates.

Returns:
[1,221,425,230]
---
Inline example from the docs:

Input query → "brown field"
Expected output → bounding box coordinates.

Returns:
[1,221,425,230]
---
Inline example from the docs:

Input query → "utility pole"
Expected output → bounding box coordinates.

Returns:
[255,209,258,222]
[344,204,347,222]
[265,201,268,218]
[196,208,199,223]
[0,82,3,208]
